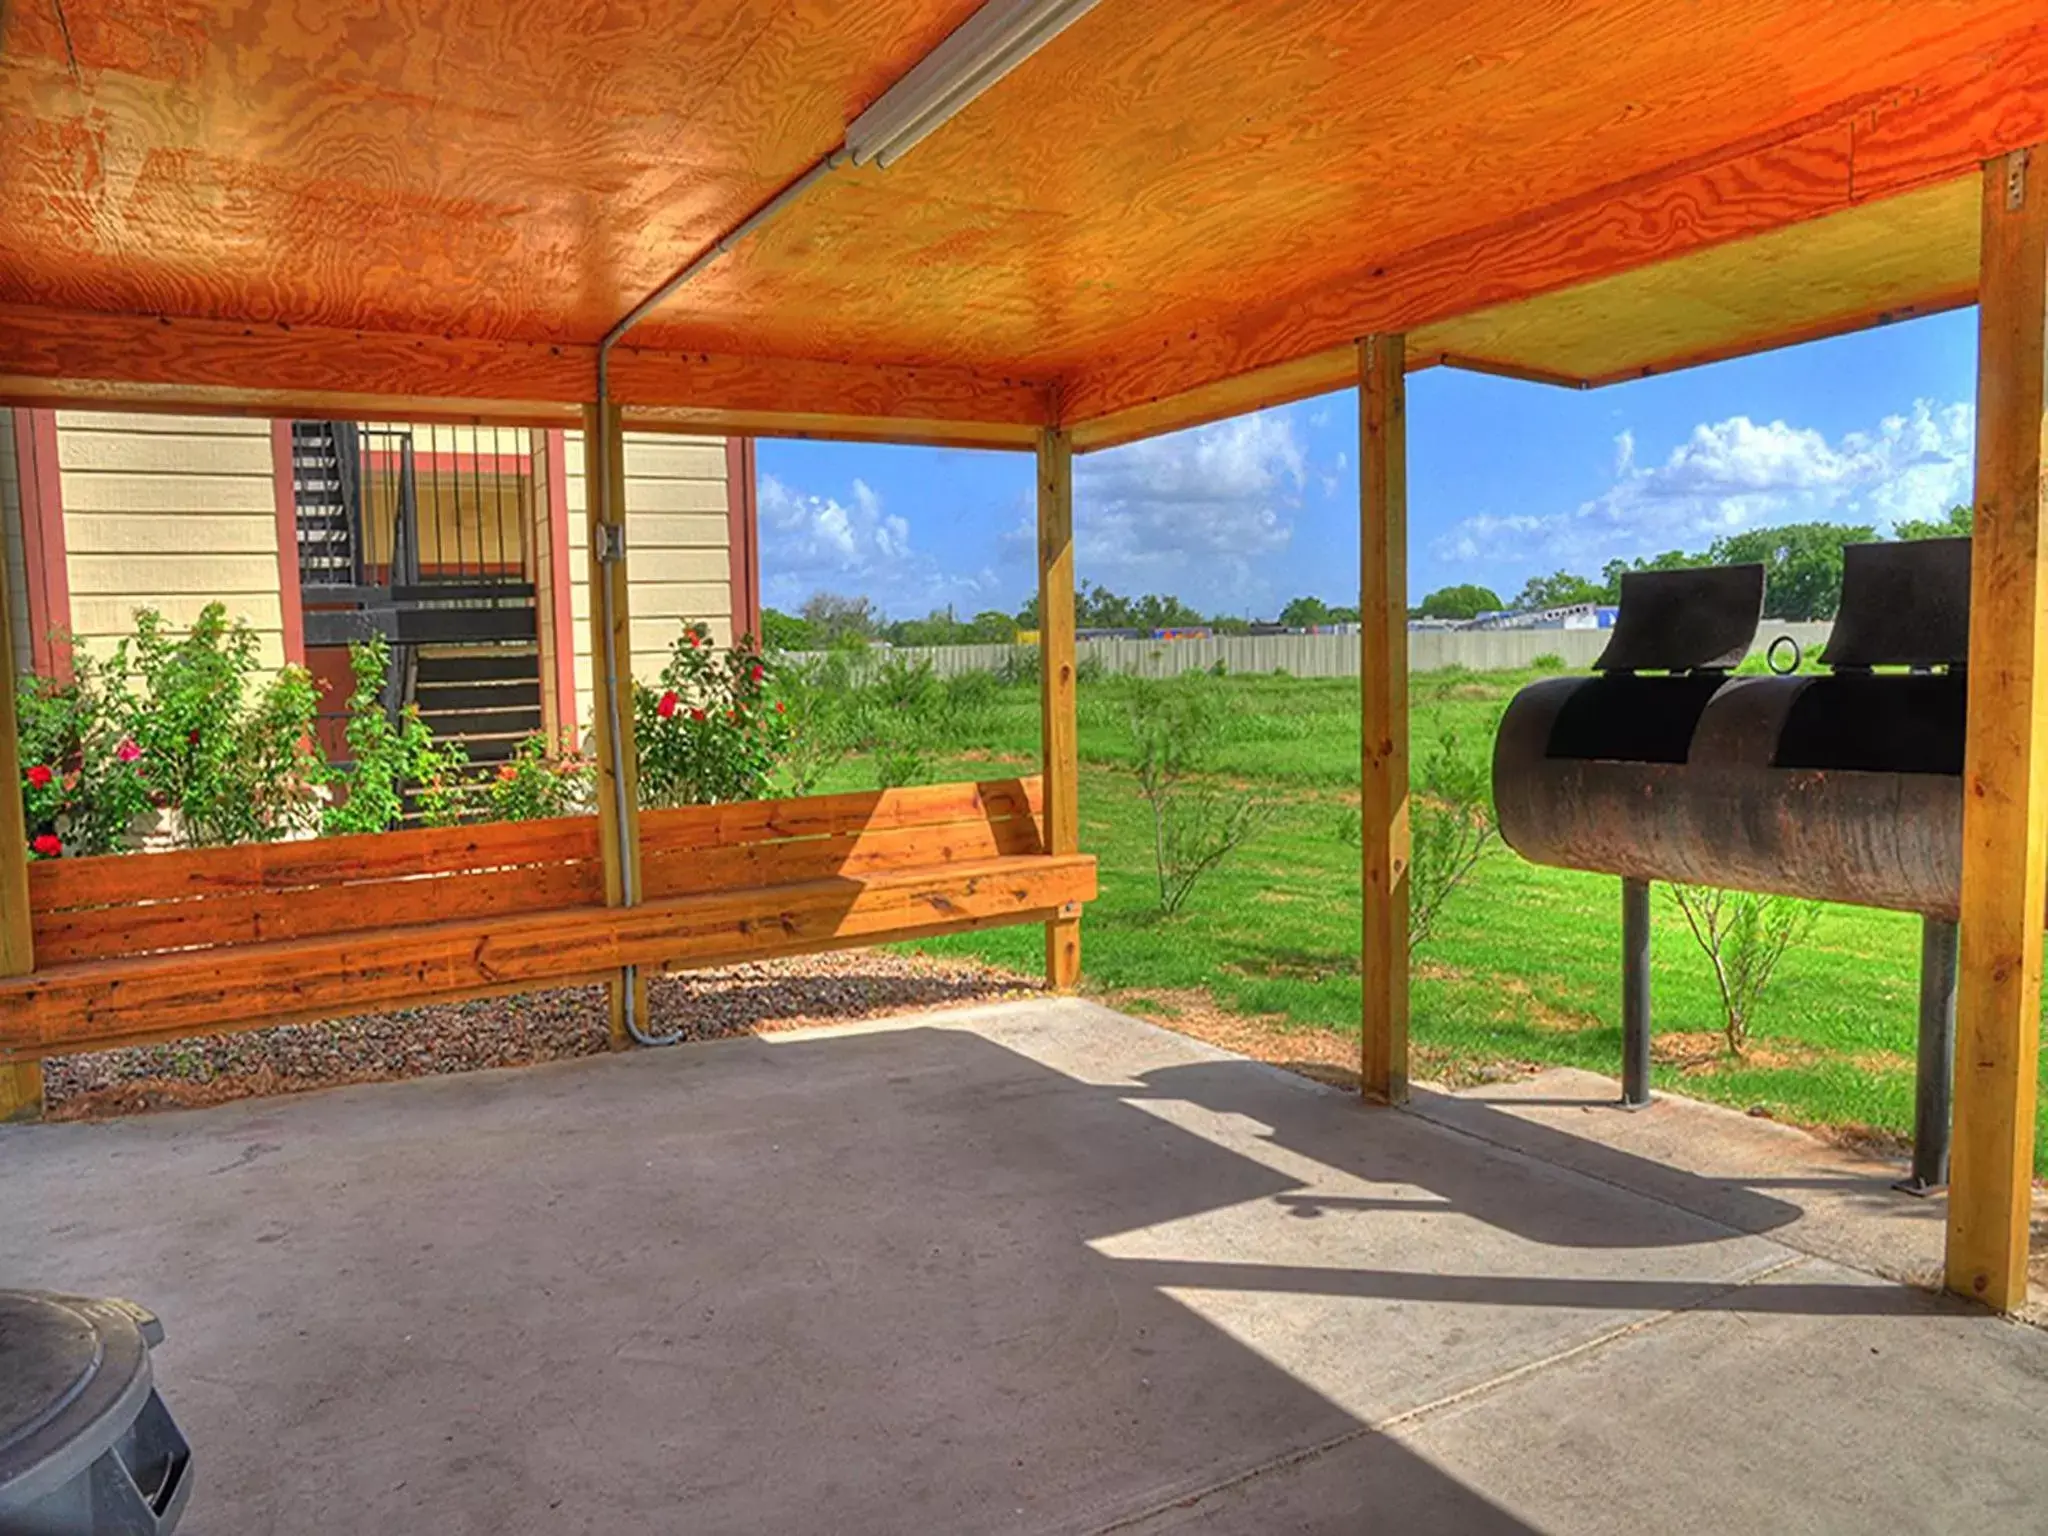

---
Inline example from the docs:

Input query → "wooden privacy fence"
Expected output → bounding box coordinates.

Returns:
[0,777,1093,1063]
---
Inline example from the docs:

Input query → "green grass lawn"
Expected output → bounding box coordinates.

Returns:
[815,665,2041,1170]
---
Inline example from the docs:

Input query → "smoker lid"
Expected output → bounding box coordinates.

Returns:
[1593,563,1764,673]
[0,1291,160,1508]
[1821,537,1971,670]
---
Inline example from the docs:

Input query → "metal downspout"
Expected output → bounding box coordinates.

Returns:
[592,150,849,1046]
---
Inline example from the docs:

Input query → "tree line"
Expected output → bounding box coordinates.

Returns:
[763,584,1291,650]
[764,505,1972,647]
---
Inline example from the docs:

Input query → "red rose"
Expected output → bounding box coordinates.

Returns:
[689,708,705,723]
[685,631,700,648]
[749,664,765,683]
[187,728,202,746]
[498,764,518,782]
[775,700,786,714]
[30,834,61,858]
[25,764,52,789]
[657,691,680,719]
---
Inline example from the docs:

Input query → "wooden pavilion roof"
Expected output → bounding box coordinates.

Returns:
[0,1,2043,447]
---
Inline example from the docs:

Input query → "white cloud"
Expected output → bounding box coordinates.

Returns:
[758,473,1000,616]
[1062,408,1307,612]
[1431,400,1974,581]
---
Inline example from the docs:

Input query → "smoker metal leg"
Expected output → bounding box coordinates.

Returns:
[1622,877,1652,1108]
[1896,915,1957,1196]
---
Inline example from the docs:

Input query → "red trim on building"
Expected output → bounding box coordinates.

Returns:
[542,428,577,741]
[725,436,760,643]
[269,421,307,667]
[12,409,72,681]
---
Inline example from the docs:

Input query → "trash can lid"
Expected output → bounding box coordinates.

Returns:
[0,1290,160,1510]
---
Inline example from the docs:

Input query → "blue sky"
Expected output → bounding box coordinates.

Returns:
[757,308,1980,621]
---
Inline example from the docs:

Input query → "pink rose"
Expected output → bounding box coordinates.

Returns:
[116,739,142,763]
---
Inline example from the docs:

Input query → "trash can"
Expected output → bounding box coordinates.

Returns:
[0,1291,192,1534]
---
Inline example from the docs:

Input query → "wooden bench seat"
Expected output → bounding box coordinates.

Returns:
[0,778,1094,1062]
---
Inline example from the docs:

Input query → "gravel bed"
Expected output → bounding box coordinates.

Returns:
[41,950,1042,1120]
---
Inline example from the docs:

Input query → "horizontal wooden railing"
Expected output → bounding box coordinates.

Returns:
[0,778,1094,1062]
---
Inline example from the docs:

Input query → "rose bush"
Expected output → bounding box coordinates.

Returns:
[633,624,791,807]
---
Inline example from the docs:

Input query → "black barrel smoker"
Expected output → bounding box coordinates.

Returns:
[1492,539,1971,1192]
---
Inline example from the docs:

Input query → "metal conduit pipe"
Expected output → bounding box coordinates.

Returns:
[591,150,849,1046]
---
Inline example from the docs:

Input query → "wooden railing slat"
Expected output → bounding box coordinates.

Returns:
[30,814,602,911]
[638,777,1042,857]
[32,860,606,964]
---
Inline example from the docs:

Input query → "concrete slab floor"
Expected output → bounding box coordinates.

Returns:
[2,998,2044,1534]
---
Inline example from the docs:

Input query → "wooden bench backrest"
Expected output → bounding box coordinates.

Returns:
[28,778,1046,967]
[30,816,606,964]
[639,777,1044,901]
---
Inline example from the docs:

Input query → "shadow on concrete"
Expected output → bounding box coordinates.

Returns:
[1128,1059,1805,1248]
[0,1014,1951,1532]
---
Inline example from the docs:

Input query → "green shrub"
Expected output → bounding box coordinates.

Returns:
[995,647,1041,687]
[322,636,471,834]
[772,652,857,796]
[14,651,153,858]
[112,605,324,847]
[635,623,792,807]
[1125,677,1273,914]
[1530,652,1568,674]
[872,741,931,790]
[487,733,593,821]
[1335,721,1498,952]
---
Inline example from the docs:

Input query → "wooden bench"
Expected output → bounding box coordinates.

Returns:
[0,777,1094,1062]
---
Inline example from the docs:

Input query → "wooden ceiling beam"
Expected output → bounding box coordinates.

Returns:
[0,305,1055,449]
[1060,26,2048,446]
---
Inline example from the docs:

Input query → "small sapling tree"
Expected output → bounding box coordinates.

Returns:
[1666,885,1820,1056]
[1125,677,1272,915]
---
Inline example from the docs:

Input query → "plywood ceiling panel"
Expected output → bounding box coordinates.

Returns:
[0,0,2043,437]
[1412,176,1981,388]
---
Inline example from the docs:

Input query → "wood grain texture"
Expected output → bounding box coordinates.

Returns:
[1358,337,1410,1107]
[1037,430,1080,990]
[1414,176,1982,390]
[0,306,1055,441]
[0,488,39,1116]
[639,778,1046,899]
[1948,146,2048,1314]
[0,854,1098,1059]
[584,400,640,1047]
[4,2,2045,437]
[1062,22,2048,429]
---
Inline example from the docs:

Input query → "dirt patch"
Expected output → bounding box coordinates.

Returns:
[1487,973,1599,1034]
[41,952,1041,1122]
[1109,987,1538,1094]
[1650,1030,1821,1074]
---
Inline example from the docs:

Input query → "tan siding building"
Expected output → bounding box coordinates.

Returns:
[57,412,288,670]
[564,429,749,732]
[0,410,757,752]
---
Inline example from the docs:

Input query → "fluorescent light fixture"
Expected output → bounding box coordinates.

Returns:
[845,0,1102,169]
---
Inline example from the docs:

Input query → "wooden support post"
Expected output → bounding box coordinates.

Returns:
[584,402,646,1048]
[1948,145,2048,1312]
[1038,427,1081,991]
[0,501,41,1121]
[1359,334,1411,1104]
[532,429,577,749]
